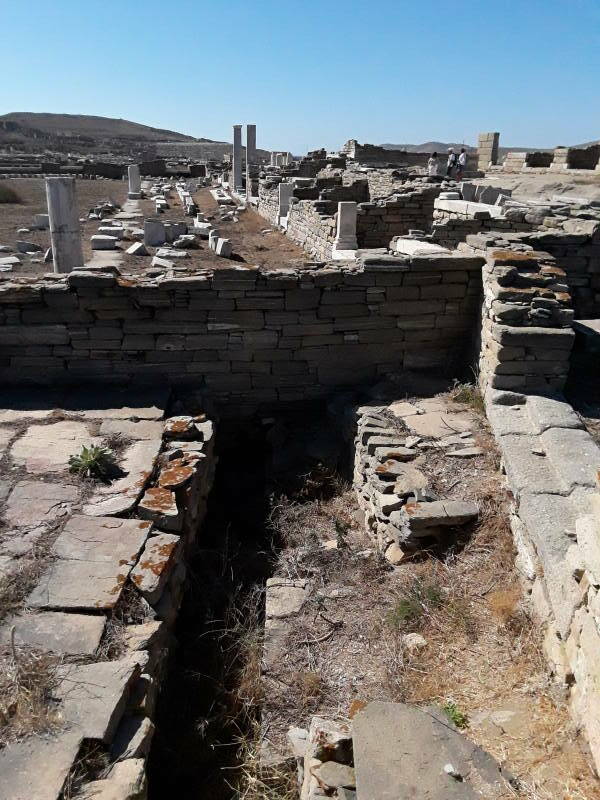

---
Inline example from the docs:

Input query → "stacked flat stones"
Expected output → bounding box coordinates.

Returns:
[352,405,478,561]
[478,246,575,392]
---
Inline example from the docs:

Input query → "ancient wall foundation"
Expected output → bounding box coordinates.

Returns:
[0,258,484,411]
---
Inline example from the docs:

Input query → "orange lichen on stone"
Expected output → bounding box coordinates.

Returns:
[141,487,176,512]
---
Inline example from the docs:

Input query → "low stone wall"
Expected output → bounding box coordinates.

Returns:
[431,209,534,248]
[357,185,441,247]
[475,246,574,393]
[485,390,600,771]
[342,167,408,199]
[285,200,336,259]
[0,256,484,411]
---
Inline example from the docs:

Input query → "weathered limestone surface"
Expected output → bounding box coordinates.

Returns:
[27,515,152,610]
[485,387,600,770]
[353,702,512,799]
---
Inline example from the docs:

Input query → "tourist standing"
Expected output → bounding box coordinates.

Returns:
[427,152,440,176]
[456,148,468,181]
[446,148,458,178]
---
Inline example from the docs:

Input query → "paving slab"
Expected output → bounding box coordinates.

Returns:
[0,727,83,800]
[99,419,164,441]
[27,515,151,611]
[526,394,584,434]
[10,420,102,473]
[54,656,142,743]
[405,411,473,439]
[353,701,513,799]
[63,388,168,420]
[1,611,105,656]
[498,433,568,496]
[83,439,162,516]
[79,758,146,800]
[3,480,78,528]
[541,427,600,489]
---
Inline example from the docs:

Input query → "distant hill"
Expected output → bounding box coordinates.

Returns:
[0,112,199,143]
[0,112,256,159]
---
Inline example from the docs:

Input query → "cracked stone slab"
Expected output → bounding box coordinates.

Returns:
[27,515,151,611]
[0,727,83,800]
[0,611,105,656]
[525,394,584,435]
[83,439,162,516]
[64,388,168,420]
[1,525,45,556]
[401,500,479,531]
[54,656,142,743]
[4,480,78,528]
[353,701,514,799]
[10,420,103,474]
[540,427,600,489]
[265,578,309,619]
[130,532,181,605]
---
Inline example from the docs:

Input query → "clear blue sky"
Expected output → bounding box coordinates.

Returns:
[1,0,599,154]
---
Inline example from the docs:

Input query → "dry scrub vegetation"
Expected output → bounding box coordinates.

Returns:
[230,397,599,799]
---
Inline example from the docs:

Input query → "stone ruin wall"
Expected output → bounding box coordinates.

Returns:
[284,201,337,261]
[341,167,408,199]
[0,257,484,413]
[257,184,280,225]
[356,185,441,248]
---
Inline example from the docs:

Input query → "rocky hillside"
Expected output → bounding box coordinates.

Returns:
[0,112,228,157]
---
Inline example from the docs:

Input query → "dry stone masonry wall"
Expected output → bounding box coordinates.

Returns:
[0,257,484,410]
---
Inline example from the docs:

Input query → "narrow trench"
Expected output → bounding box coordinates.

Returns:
[147,410,348,798]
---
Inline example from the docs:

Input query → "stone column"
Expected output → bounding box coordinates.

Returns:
[334,201,358,250]
[232,124,243,191]
[128,164,141,199]
[45,177,84,273]
[278,182,294,219]
[246,124,256,166]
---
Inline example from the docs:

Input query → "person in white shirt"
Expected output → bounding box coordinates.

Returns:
[456,148,468,180]
[427,152,440,177]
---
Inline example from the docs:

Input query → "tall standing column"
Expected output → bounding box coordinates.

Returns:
[232,124,243,191]
[334,201,358,250]
[128,164,141,199]
[246,124,256,166]
[45,177,84,274]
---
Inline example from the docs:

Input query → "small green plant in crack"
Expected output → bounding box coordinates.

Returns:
[443,701,468,729]
[68,444,117,480]
[334,517,350,549]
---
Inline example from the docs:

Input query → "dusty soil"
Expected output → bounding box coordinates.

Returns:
[0,178,127,276]
[132,185,307,272]
[259,392,600,799]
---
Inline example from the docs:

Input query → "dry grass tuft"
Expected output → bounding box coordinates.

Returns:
[450,380,486,415]
[60,741,110,800]
[233,720,298,800]
[0,533,58,624]
[0,637,62,746]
